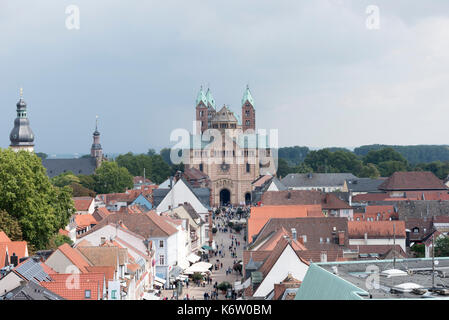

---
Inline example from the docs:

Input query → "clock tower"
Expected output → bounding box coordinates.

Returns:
[9,88,35,152]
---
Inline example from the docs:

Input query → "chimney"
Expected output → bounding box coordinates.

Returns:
[338,231,345,246]
[10,253,18,267]
[291,228,297,241]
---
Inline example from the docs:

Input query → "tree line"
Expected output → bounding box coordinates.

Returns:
[277,147,449,180]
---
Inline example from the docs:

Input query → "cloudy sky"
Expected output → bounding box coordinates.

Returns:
[1,0,449,155]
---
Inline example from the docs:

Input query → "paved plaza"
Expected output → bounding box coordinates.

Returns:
[161,212,246,300]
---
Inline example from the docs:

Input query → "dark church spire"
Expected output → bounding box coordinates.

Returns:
[9,88,35,152]
[91,115,103,160]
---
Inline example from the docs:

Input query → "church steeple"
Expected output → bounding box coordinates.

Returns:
[91,115,103,164]
[9,88,35,152]
[241,85,255,132]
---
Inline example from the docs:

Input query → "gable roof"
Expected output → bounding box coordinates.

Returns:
[0,241,28,268]
[345,178,386,193]
[77,246,128,268]
[2,279,65,300]
[42,157,97,178]
[73,197,94,212]
[281,173,357,188]
[75,214,97,229]
[79,210,178,239]
[12,257,53,283]
[41,273,105,300]
[92,207,111,222]
[248,205,323,242]
[256,227,307,251]
[295,264,367,300]
[347,221,406,238]
[258,237,309,278]
[261,190,349,208]
[0,231,11,242]
[378,171,447,191]
[252,217,349,251]
[53,243,92,273]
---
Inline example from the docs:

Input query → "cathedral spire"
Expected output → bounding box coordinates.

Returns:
[9,88,35,152]
[242,84,254,106]
[195,86,207,107]
[206,87,215,109]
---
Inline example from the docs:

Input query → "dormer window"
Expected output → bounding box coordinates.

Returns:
[85,290,91,299]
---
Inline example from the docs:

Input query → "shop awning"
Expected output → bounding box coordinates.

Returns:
[178,258,190,270]
[187,253,201,264]
[183,262,213,275]
[201,245,213,251]
[154,276,166,286]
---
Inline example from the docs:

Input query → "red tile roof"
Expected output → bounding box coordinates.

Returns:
[73,197,94,212]
[58,229,69,236]
[75,214,97,229]
[0,231,11,242]
[348,221,406,238]
[0,241,28,268]
[42,273,105,300]
[248,205,323,242]
[54,243,91,273]
[378,171,447,191]
[257,227,307,251]
[252,175,273,188]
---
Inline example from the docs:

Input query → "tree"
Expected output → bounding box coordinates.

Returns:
[94,161,133,194]
[0,210,23,241]
[377,160,407,177]
[411,243,425,258]
[0,149,75,249]
[363,148,407,166]
[147,148,156,156]
[35,152,48,159]
[359,163,380,178]
[276,158,293,178]
[69,182,96,197]
[47,233,73,250]
[51,171,80,188]
[160,148,173,165]
[78,174,96,191]
[293,162,313,174]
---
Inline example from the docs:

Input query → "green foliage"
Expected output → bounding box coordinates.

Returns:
[414,161,449,179]
[78,174,96,191]
[293,162,313,174]
[304,149,363,175]
[147,149,156,156]
[362,148,407,166]
[435,236,449,257]
[35,152,47,159]
[217,281,232,291]
[354,144,449,164]
[0,210,23,241]
[377,160,408,177]
[47,233,73,250]
[115,152,171,184]
[278,146,310,166]
[276,158,294,178]
[0,149,75,249]
[359,163,380,178]
[411,243,425,258]
[160,148,172,165]
[51,171,80,188]
[94,161,133,194]
[70,182,96,197]
[192,272,203,281]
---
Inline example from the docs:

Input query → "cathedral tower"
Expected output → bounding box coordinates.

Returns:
[241,85,255,132]
[9,88,35,152]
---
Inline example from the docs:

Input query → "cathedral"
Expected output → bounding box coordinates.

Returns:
[185,86,276,207]
[8,89,105,177]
